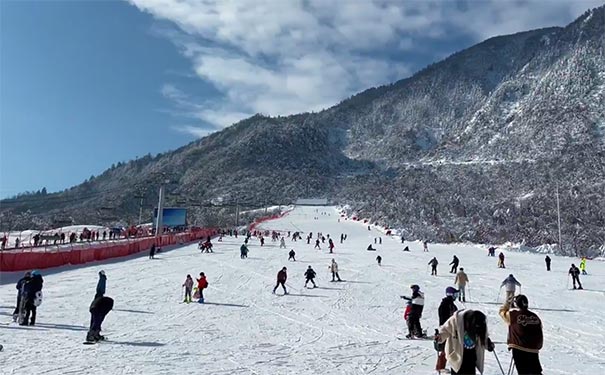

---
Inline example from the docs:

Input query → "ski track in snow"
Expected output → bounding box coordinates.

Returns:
[1,206,604,374]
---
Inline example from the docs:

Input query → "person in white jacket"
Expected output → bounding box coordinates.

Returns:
[329,259,342,282]
[437,309,494,374]
[500,274,521,303]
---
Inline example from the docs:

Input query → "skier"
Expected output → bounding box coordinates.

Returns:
[260,236,265,246]
[545,255,551,271]
[314,239,321,250]
[328,238,335,253]
[449,255,459,274]
[196,272,208,303]
[279,237,286,249]
[428,257,438,276]
[501,274,521,303]
[423,241,429,252]
[379,237,382,244]
[401,235,405,244]
[401,284,425,338]
[95,270,106,299]
[288,249,296,261]
[86,295,114,342]
[436,310,494,375]
[182,275,193,303]
[240,244,249,259]
[498,252,506,268]
[12,271,31,322]
[304,266,317,288]
[568,264,583,290]
[329,259,342,282]
[149,243,156,259]
[454,268,469,302]
[436,287,459,372]
[273,267,288,295]
[340,233,344,244]
[21,270,43,326]
[499,295,543,375]
[376,255,382,266]
[579,257,587,275]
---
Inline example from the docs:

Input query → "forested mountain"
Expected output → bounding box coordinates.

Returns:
[2,6,604,255]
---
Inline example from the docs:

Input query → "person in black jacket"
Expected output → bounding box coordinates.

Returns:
[149,243,156,259]
[304,266,317,288]
[544,256,551,271]
[12,271,31,322]
[288,249,296,261]
[568,264,583,289]
[86,296,114,342]
[449,255,459,274]
[401,284,425,338]
[21,271,43,326]
[436,287,459,372]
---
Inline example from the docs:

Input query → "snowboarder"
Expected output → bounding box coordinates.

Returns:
[435,310,494,375]
[436,287,459,372]
[196,272,208,303]
[545,255,551,271]
[149,243,156,259]
[279,237,286,249]
[449,255,459,274]
[501,274,521,303]
[240,244,249,259]
[568,264,583,289]
[288,249,296,261]
[95,270,107,299]
[454,268,469,302]
[428,257,438,276]
[182,275,194,303]
[329,259,342,282]
[376,255,382,266]
[304,266,317,288]
[499,295,543,375]
[21,270,43,326]
[273,267,288,295]
[401,284,425,338]
[423,241,429,252]
[12,271,31,322]
[86,295,114,342]
[328,238,334,253]
[367,244,376,251]
[403,246,410,252]
[579,257,587,275]
[314,239,321,250]
[498,252,506,268]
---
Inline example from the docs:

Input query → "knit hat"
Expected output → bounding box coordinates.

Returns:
[445,287,459,297]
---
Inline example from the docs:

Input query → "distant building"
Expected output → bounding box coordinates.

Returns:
[295,198,329,206]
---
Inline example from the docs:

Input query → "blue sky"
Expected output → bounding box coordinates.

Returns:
[1,0,601,198]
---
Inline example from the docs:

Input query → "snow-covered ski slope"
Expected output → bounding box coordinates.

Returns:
[1,206,604,374]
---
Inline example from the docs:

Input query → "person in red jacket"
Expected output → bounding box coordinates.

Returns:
[196,272,208,303]
[272,267,288,295]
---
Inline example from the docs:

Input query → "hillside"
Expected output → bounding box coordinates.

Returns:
[2,6,604,255]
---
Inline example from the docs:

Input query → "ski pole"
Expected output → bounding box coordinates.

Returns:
[507,355,515,375]
[492,350,506,375]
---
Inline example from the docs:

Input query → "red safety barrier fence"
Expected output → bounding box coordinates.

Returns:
[0,228,217,272]
[248,211,289,232]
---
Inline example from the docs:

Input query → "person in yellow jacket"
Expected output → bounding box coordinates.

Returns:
[499,295,543,375]
[579,257,587,275]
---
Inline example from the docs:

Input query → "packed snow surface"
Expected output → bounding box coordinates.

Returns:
[1,206,604,374]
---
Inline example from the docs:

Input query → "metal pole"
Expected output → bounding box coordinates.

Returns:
[235,200,240,227]
[155,183,165,237]
[138,197,143,226]
[556,183,563,253]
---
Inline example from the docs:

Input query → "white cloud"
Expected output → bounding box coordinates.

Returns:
[171,125,215,138]
[130,0,601,134]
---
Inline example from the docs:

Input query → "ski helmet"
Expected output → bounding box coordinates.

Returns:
[514,294,529,310]
[445,287,458,297]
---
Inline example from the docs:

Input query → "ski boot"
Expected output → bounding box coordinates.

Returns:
[198,297,205,304]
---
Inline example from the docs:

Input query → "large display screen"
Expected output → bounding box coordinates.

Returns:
[153,208,187,227]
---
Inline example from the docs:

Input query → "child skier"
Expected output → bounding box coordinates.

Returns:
[288,249,296,261]
[401,284,425,338]
[196,272,208,303]
[182,275,194,303]
[304,266,317,288]
[314,239,321,249]
[280,237,286,249]
[240,244,249,259]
